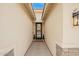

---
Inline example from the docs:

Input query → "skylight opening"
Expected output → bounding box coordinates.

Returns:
[32,3,45,10]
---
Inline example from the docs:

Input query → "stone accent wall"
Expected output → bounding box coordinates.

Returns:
[56,44,79,56]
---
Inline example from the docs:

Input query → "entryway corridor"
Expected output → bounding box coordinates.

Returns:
[24,3,53,56]
[25,41,52,56]
[1,3,79,56]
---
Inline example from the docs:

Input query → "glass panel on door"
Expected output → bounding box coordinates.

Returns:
[36,22,42,39]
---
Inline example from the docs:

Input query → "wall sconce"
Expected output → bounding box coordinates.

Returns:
[73,11,79,26]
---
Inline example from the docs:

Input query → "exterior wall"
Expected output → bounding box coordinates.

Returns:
[53,3,79,56]
[63,3,79,48]
[44,3,79,56]
[44,4,63,55]
[0,4,33,56]
[56,3,79,56]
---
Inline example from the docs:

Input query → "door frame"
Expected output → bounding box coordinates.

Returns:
[35,22,42,39]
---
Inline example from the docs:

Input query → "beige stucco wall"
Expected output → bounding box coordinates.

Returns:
[0,4,33,56]
[44,4,63,55]
[63,3,79,48]
[44,3,79,55]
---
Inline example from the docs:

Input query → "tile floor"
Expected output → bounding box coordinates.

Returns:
[25,41,52,56]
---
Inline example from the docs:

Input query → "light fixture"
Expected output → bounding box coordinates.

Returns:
[73,11,79,26]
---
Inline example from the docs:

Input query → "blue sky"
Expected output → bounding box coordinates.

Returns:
[32,3,44,10]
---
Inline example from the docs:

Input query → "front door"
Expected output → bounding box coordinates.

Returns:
[36,22,42,39]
